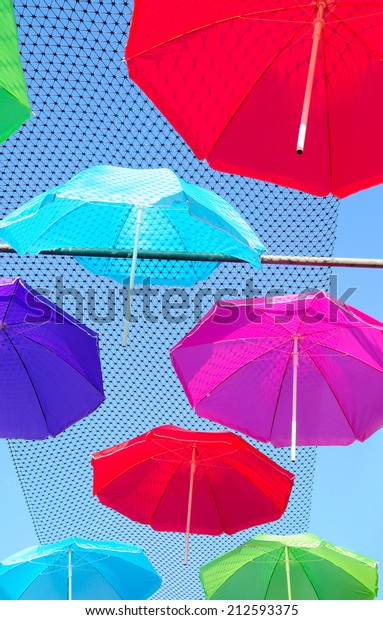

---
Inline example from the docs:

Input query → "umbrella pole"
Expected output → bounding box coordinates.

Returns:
[122,205,144,346]
[68,549,73,601]
[291,336,299,461]
[296,1,325,154]
[184,445,197,565]
[284,547,292,600]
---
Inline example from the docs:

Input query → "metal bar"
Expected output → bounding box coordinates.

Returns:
[1,244,383,268]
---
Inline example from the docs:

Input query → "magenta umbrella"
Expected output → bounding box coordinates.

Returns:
[171,291,383,460]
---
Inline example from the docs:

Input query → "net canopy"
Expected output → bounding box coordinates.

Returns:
[0,0,338,599]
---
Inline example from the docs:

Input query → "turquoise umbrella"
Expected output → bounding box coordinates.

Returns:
[0,537,161,600]
[0,165,265,345]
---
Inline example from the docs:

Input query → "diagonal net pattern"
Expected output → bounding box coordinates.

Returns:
[0,0,338,599]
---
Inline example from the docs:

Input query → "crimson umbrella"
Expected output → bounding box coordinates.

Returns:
[126,0,383,198]
[92,425,294,563]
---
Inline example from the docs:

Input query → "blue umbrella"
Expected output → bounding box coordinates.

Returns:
[0,166,266,344]
[0,278,104,440]
[0,537,161,600]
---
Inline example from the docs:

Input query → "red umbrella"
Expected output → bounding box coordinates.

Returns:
[92,425,294,563]
[126,1,383,198]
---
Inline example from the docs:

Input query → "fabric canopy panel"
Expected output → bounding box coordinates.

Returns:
[200,533,378,600]
[171,291,383,454]
[92,426,294,565]
[0,0,30,143]
[0,278,105,439]
[0,165,265,285]
[0,0,339,599]
[126,0,383,198]
[0,537,161,600]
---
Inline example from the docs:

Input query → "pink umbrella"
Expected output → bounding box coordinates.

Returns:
[171,291,383,460]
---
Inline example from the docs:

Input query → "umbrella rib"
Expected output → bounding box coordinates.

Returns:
[18,332,104,396]
[338,1,383,5]
[13,565,51,600]
[84,561,124,600]
[290,550,320,599]
[104,207,137,277]
[206,22,310,158]
[295,291,322,334]
[303,348,356,436]
[268,341,294,441]
[199,461,225,533]
[19,199,91,253]
[330,9,383,62]
[209,547,283,598]
[312,341,383,375]
[185,205,264,258]
[263,547,286,599]
[3,330,50,433]
[150,442,190,463]
[149,459,186,526]
[127,6,313,59]
[292,549,374,598]
[174,336,288,353]
[244,305,295,337]
[197,340,291,407]
[322,24,333,192]
[158,207,200,278]
[1,279,20,325]
[93,448,177,494]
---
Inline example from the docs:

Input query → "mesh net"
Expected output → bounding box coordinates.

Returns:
[0,0,338,599]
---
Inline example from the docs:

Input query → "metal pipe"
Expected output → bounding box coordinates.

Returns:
[1,245,383,268]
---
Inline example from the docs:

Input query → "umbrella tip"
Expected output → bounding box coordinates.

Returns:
[296,148,303,155]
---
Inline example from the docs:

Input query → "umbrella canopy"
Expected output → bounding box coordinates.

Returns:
[171,290,383,459]
[0,165,265,283]
[0,537,161,600]
[0,165,265,345]
[0,278,105,439]
[200,533,378,600]
[126,0,383,198]
[92,425,294,563]
[0,0,31,143]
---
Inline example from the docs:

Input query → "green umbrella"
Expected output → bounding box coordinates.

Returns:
[0,0,31,143]
[200,534,378,600]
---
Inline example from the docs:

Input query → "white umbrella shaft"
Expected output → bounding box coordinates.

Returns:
[291,336,299,461]
[184,445,197,565]
[285,547,292,600]
[68,549,73,601]
[122,205,144,346]
[296,1,325,154]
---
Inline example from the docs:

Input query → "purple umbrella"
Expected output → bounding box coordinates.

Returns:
[0,278,105,439]
[171,291,383,460]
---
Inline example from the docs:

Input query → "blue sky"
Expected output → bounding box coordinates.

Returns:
[0,186,382,597]
[311,185,383,599]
